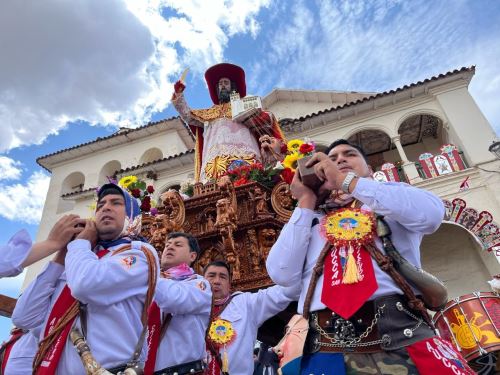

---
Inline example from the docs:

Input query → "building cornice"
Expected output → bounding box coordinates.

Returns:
[280,67,475,134]
[37,117,194,173]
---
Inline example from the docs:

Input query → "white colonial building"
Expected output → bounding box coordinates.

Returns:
[27,66,500,301]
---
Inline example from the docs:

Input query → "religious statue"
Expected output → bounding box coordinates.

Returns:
[258,228,277,260]
[205,213,215,232]
[171,63,285,181]
[259,134,285,166]
[247,229,261,272]
[215,198,237,229]
[249,187,270,218]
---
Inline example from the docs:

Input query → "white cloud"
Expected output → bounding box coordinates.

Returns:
[0,270,26,298]
[0,156,22,181]
[253,0,500,134]
[0,171,50,225]
[0,0,271,152]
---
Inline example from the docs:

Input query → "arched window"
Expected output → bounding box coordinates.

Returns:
[139,148,163,164]
[98,160,121,186]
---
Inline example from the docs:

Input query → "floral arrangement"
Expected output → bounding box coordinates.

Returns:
[223,139,316,187]
[280,138,316,184]
[225,161,281,188]
[118,175,158,215]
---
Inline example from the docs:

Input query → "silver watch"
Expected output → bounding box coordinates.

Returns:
[341,172,358,193]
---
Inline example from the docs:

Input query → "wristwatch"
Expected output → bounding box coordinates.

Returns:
[341,172,358,193]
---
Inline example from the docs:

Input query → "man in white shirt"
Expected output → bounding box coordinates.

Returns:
[203,260,299,375]
[1,215,85,375]
[267,140,473,374]
[12,183,159,374]
[144,232,211,375]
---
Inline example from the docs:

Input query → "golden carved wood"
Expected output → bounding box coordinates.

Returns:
[143,180,294,292]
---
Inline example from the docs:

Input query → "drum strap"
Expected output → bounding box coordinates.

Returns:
[364,241,434,328]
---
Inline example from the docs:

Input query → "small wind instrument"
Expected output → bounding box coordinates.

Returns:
[70,328,144,375]
[70,328,113,375]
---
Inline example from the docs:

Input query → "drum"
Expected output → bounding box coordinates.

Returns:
[433,292,500,362]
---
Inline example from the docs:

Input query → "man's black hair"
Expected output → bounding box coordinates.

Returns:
[203,260,231,278]
[325,139,369,163]
[97,184,124,202]
[167,232,201,255]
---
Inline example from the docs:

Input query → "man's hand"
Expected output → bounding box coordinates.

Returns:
[173,80,186,94]
[290,170,317,209]
[46,214,86,251]
[305,152,347,193]
[75,220,98,249]
[21,215,86,268]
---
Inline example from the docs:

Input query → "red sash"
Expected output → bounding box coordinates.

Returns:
[144,302,162,375]
[35,249,109,375]
[406,337,475,375]
[205,348,222,375]
[1,328,24,374]
[204,303,225,375]
[321,246,378,319]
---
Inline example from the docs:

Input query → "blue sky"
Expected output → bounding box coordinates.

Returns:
[1,0,499,340]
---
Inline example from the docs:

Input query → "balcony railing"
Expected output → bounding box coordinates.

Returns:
[373,144,467,184]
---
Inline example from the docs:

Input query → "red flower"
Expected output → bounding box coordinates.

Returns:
[250,162,263,170]
[280,143,288,154]
[299,143,314,154]
[142,196,151,203]
[147,185,155,193]
[234,177,249,187]
[131,189,141,198]
[140,201,151,212]
[281,168,295,185]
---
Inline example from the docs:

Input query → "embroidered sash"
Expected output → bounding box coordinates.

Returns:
[0,328,24,374]
[35,249,109,374]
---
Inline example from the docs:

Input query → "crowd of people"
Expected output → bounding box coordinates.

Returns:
[0,62,476,374]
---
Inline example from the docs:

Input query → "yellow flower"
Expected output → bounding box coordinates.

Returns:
[118,175,137,188]
[287,139,304,153]
[283,152,304,172]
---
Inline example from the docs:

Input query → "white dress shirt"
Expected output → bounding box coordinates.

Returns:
[0,229,31,277]
[213,285,299,375]
[12,239,159,374]
[266,178,444,314]
[154,274,212,370]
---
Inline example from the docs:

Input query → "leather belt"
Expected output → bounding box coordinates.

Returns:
[154,359,206,375]
[310,298,388,353]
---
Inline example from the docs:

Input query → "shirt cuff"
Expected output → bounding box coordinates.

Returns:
[67,239,92,252]
[352,177,380,199]
[289,207,316,225]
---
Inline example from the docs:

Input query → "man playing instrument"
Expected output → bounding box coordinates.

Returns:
[202,261,299,375]
[266,139,474,374]
[12,183,159,374]
[172,63,284,182]
[144,232,211,375]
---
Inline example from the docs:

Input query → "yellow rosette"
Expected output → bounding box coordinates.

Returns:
[208,318,236,346]
[321,207,375,246]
